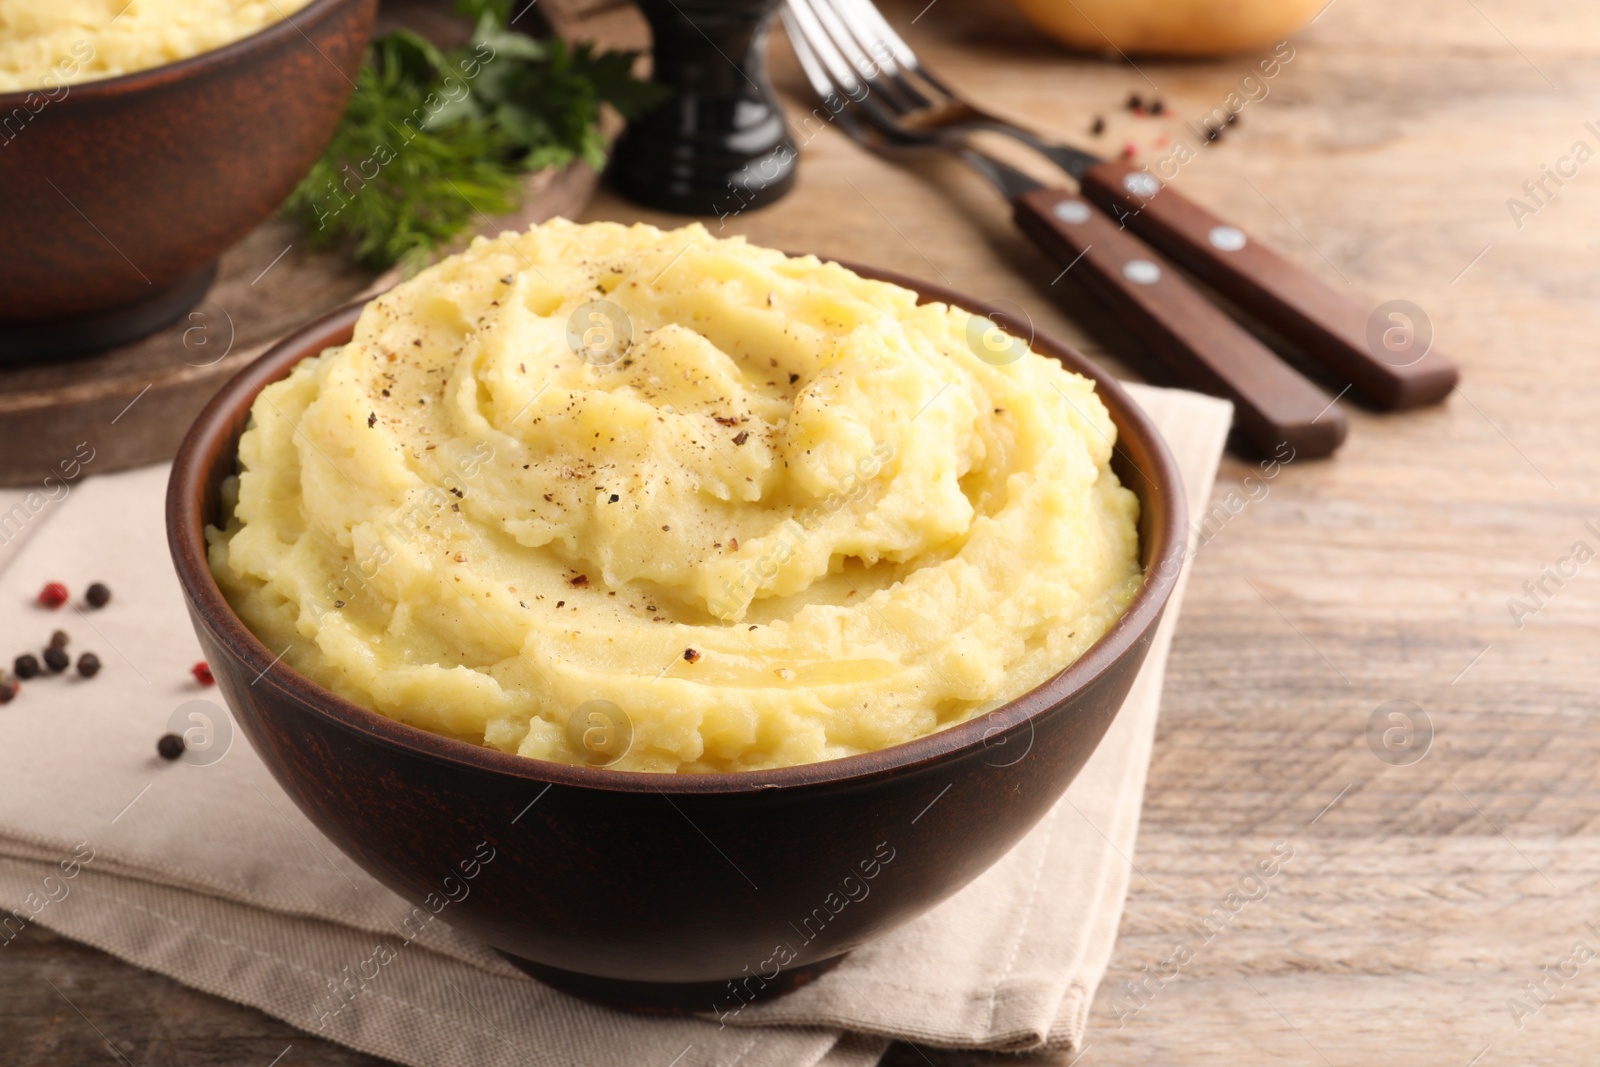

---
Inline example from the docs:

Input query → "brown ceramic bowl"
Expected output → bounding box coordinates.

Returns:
[0,0,377,361]
[166,263,1187,1011]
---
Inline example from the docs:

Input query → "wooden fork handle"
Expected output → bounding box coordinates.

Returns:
[1079,160,1458,410]
[1014,187,1347,458]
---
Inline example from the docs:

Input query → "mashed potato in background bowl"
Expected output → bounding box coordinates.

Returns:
[207,220,1143,773]
[0,0,315,92]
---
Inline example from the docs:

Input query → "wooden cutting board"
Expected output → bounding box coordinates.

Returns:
[0,0,641,488]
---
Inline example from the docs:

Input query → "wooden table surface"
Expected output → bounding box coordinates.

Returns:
[11,0,1599,1063]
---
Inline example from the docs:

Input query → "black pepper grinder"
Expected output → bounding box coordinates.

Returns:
[611,0,797,216]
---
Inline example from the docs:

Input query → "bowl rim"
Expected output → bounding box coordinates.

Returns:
[166,258,1189,794]
[0,0,357,107]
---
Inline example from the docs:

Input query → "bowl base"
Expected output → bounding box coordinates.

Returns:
[0,260,218,364]
[497,950,848,1014]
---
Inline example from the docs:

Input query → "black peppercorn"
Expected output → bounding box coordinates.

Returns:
[0,680,16,704]
[43,646,69,673]
[85,582,112,608]
[77,652,101,678]
[1126,92,1143,111]
[1090,115,1105,135]
[14,654,40,680]
[50,630,69,649]
[157,733,186,760]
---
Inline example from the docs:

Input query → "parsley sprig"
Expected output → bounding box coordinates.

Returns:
[285,3,663,272]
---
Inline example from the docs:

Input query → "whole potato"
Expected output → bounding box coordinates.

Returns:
[1008,0,1325,56]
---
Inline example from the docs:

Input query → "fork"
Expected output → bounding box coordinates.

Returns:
[785,0,1347,458]
[785,0,1458,413]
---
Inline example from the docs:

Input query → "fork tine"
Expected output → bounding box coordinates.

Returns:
[783,7,853,106]
[785,0,931,148]
[828,0,959,100]
[796,0,921,115]
[830,0,916,70]
[811,0,933,111]
[787,0,928,117]
[785,0,867,102]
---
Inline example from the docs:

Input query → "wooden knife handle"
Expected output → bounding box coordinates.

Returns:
[1014,187,1347,458]
[1079,160,1458,410]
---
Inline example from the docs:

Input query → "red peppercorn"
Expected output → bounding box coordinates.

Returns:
[192,661,215,686]
[37,582,69,609]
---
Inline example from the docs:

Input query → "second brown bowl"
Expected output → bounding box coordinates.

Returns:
[0,0,377,361]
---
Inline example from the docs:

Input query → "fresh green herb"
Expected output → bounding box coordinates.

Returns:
[285,5,663,272]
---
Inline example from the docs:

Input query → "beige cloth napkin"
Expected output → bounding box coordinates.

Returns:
[0,383,1230,1067]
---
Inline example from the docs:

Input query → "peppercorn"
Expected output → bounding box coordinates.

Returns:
[192,661,214,686]
[76,652,101,678]
[85,583,111,608]
[49,630,69,650]
[43,647,69,673]
[1090,115,1105,135]
[37,582,68,609]
[14,654,40,680]
[1126,92,1143,111]
[157,733,186,760]
[0,679,16,704]
[1150,99,1166,116]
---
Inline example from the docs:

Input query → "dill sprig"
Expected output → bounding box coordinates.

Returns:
[284,4,662,273]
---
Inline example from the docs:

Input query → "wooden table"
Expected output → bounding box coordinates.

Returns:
[11,0,1598,1063]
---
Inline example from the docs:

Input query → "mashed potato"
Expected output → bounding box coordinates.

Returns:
[0,0,315,92]
[208,221,1142,773]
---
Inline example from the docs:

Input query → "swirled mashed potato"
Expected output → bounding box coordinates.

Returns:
[208,221,1142,773]
[0,0,314,92]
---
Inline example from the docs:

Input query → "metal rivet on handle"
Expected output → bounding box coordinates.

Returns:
[1208,225,1247,251]
[1122,172,1161,198]
[1122,260,1161,285]
[1052,199,1092,224]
